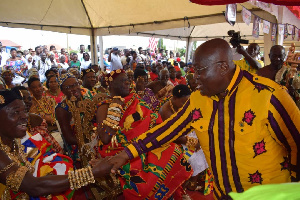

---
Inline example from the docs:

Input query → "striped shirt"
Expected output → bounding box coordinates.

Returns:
[124,66,300,199]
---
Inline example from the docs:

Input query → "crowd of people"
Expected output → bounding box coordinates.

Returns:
[0,38,299,200]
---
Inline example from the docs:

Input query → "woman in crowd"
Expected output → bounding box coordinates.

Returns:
[56,73,95,163]
[134,68,160,112]
[186,73,198,92]
[81,68,97,94]
[69,53,81,71]
[81,52,91,70]
[6,48,25,74]
[28,77,57,132]
[0,89,113,199]
[96,69,192,199]
[45,75,65,104]
[1,70,15,89]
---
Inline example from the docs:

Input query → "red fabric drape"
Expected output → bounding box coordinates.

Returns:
[190,0,300,6]
[287,6,300,18]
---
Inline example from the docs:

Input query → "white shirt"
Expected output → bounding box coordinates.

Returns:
[81,60,91,70]
[110,53,122,71]
[37,59,51,82]
[58,62,69,69]
[0,51,9,68]
[78,52,84,62]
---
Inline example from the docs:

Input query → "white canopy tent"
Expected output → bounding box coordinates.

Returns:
[0,0,298,65]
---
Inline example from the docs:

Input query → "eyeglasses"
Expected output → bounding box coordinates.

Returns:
[63,82,80,90]
[194,66,209,76]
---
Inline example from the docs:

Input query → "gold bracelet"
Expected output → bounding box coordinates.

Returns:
[68,170,75,190]
[113,96,125,102]
[109,103,123,111]
[0,162,15,174]
[106,116,120,126]
[7,166,29,192]
[103,120,120,131]
[107,110,121,118]
[87,166,95,183]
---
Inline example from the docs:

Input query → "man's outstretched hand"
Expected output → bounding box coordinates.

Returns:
[108,150,130,173]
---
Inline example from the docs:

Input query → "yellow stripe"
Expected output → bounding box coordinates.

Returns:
[127,144,139,158]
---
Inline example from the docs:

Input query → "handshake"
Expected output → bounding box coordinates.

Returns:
[90,150,129,178]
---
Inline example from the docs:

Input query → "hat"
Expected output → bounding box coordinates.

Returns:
[0,89,23,110]
[104,69,125,85]
[58,73,76,89]
[113,47,118,51]
[81,68,95,79]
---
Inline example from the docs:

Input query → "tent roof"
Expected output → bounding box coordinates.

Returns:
[0,0,270,36]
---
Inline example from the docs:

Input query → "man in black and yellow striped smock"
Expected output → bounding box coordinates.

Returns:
[109,39,300,200]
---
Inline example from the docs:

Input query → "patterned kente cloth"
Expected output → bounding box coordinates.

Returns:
[98,93,193,199]
[0,132,74,199]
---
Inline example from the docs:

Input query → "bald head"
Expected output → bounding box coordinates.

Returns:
[269,45,285,68]
[194,38,234,68]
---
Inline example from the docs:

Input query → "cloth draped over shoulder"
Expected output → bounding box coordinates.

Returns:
[0,132,74,200]
[98,93,193,199]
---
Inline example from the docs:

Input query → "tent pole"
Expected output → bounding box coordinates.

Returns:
[276,6,284,45]
[98,36,104,70]
[185,37,193,63]
[90,28,98,65]
[263,32,273,66]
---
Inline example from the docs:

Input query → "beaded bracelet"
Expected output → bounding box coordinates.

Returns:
[105,117,119,126]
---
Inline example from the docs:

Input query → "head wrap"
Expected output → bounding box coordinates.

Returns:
[58,73,76,89]
[104,69,125,85]
[68,67,79,75]
[81,68,95,79]
[0,89,23,110]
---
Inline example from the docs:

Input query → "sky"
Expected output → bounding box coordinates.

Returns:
[0,26,187,51]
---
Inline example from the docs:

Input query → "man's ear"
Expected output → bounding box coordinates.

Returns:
[219,62,229,76]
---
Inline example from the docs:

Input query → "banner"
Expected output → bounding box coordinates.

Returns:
[278,24,285,35]
[252,15,260,38]
[292,26,295,40]
[263,20,270,34]
[288,24,294,34]
[242,7,251,25]
[284,24,289,39]
[225,4,237,26]
[271,23,277,41]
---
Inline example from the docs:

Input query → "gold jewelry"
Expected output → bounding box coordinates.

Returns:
[103,119,120,131]
[107,110,121,118]
[113,96,125,102]
[68,167,95,190]
[186,137,198,148]
[6,166,29,192]
[169,99,176,113]
[0,162,15,174]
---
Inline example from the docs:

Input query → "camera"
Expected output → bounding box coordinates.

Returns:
[228,30,249,47]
